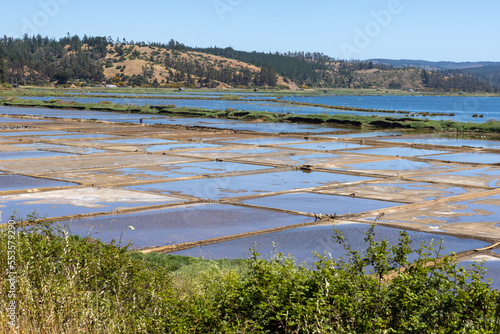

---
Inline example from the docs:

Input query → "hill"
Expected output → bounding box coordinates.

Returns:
[0,35,495,92]
[371,59,500,88]
[370,59,500,71]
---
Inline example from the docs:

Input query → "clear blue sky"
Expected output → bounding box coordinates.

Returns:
[2,0,499,62]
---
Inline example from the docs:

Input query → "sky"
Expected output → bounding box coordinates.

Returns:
[1,0,500,62]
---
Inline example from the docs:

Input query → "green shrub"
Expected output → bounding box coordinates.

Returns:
[1,219,499,333]
[0,220,175,333]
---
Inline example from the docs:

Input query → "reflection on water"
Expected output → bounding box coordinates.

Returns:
[241,192,400,214]
[382,136,500,149]
[348,146,449,157]
[420,152,500,164]
[0,151,75,160]
[124,170,373,199]
[55,203,311,248]
[0,174,77,192]
[172,223,489,265]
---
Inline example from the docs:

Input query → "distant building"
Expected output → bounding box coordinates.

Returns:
[106,84,117,88]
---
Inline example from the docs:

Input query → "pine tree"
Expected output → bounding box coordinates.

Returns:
[0,54,6,83]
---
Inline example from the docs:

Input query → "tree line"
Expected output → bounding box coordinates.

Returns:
[0,34,495,92]
[0,34,105,85]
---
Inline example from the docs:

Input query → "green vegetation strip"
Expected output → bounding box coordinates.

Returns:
[1,220,499,333]
[2,97,500,133]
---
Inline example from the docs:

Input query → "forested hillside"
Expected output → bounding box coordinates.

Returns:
[372,58,500,89]
[0,34,495,92]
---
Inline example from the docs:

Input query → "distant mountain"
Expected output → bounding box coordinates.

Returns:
[369,59,500,71]
[370,59,500,88]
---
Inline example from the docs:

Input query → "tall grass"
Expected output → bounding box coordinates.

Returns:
[1,219,499,333]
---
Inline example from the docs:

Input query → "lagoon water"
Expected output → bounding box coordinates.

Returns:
[282,95,500,122]
[18,94,500,123]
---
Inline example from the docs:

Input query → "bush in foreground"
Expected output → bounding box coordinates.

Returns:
[1,221,499,333]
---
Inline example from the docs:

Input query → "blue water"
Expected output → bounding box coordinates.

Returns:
[242,192,401,214]
[381,136,500,149]
[0,106,345,134]
[124,170,373,200]
[172,223,489,265]
[420,152,500,164]
[282,95,500,122]
[20,95,500,123]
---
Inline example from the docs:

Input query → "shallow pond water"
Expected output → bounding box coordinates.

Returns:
[340,159,453,176]
[279,141,370,151]
[1,105,350,134]
[415,167,500,188]
[0,151,75,160]
[175,147,286,159]
[382,194,500,225]
[347,146,450,157]
[171,223,490,265]
[41,133,118,140]
[0,174,77,192]
[0,187,186,219]
[145,142,222,152]
[223,137,308,146]
[240,192,401,214]
[15,143,107,155]
[124,170,374,200]
[444,195,500,223]
[97,138,177,145]
[0,117,46,123]
[458,257,500,290]
[419,152,500,164]
[55,203,312,249]
[0,130,74,137]
[116,161,272,179]
[381,137,500,149]
[320,180,481,203]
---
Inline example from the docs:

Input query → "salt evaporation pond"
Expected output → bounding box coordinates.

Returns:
[0,130,74,137]
[55,203,312,249]
[15,143,107,155]
[124,170,373,200]
[0,187,187,219]
[458,256,500,290]
[0,117,46,123]
[339,159,453,176]
[241,192,401,214]
[223,137,308,145]
[279,141,370,151]
[0,105,346,134]
[381,136,500,149]
[0,174,77,192]
[114,161,272,180]
[172,223,490,264]
[415,167,500,188]
[347,146,450,157]
[0,151,75,160]
[145,142,223,152]
[419,152,500,164]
